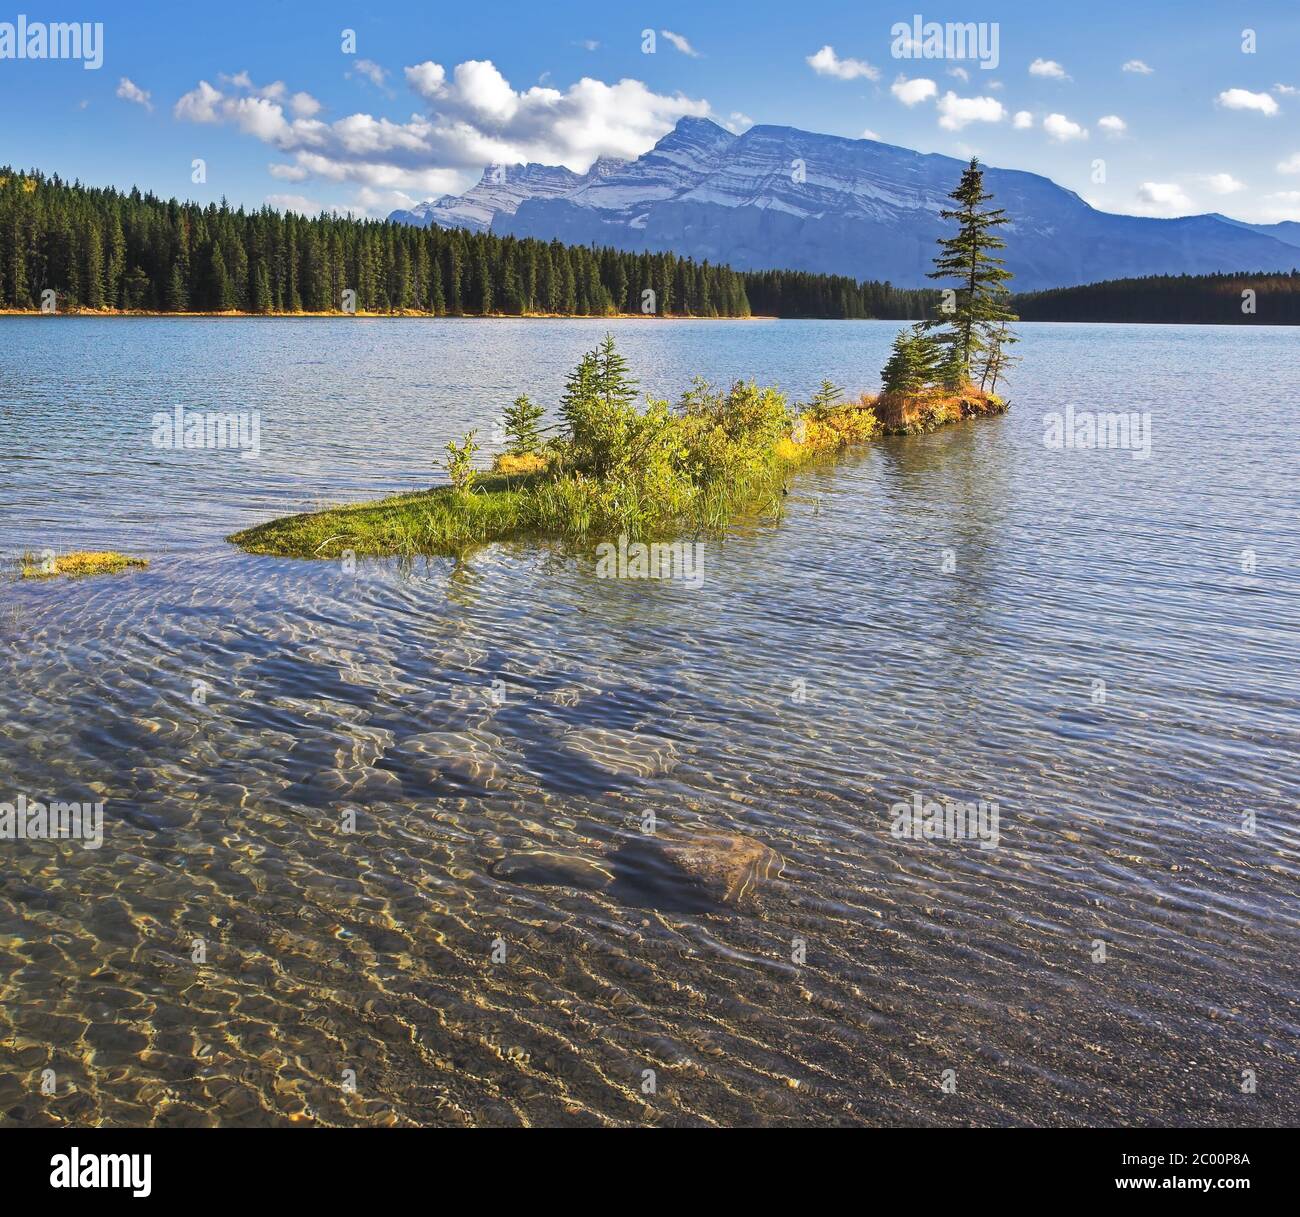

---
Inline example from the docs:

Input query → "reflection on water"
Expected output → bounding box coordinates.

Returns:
[0,319,1297,1126]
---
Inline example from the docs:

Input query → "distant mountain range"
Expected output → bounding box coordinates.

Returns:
[389,116,1300,292]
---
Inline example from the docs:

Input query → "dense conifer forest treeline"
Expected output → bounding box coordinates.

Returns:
[7,168,1293,323]
[1014,270,1300,325]
[0,167,937,319]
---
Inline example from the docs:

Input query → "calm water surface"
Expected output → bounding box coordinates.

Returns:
[0,318,1297,1126]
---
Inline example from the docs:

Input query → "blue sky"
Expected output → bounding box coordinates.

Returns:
[2,0,1299,223]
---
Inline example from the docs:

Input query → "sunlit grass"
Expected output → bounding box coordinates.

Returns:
[20,551,150,579]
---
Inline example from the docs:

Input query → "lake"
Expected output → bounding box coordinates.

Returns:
[1,317,1297,1126]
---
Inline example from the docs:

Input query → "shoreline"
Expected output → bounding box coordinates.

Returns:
[1,308,1293,327]
[0,307,779,321]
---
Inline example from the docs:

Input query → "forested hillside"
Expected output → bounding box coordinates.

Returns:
[0,168,936,319]
[1014,271,1300,325]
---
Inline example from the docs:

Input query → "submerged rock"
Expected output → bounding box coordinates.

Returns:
[559,726,677,780]
[489,851,614,892]
[609,827,784,911]
[486,825,783,913]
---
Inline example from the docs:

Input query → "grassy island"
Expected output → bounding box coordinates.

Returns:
[20,551,149,578]
[230,157,1018,563]
[229,337,1005,560]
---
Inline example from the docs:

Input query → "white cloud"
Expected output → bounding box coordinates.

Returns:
[221,72,286,101]
[174,80,223,123]
[1257,191,1300,221]
[1012,110,1034,129]
[1135,181,1192,215]
[1201,172,1246,195]
[891,75,937,106]
[1273,83,1297,96]
[1217,88,1279,116]
[116,77,152,111]
[936,92,1005,131]
[350,59,388,89]
[862,128,881,140]
[948,66,969,83]
[176,59,713,204]
[806,45,879,82]
[265,193,323,216]
[1122,59,1153,75]
[577,39,600,52]
[1098,114,1127,135]
[1029,58,1069,80]
[352,186,419,215]
[404,62,446,98]
[290,91,321,119]
[1043,112,1088,141]
[661,30,701,58]
[724,111,753,133]
[1277,152,1300,173]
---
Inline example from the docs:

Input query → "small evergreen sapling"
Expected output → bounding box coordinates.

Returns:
[803,379,845,419]
[502,394,545,455]
[881,325,942,395]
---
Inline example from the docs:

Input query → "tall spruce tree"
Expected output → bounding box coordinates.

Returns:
[926,158,1017,379]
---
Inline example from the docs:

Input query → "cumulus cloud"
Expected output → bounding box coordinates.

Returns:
[1274,84,1298,96]
[891,75,937,106]
[1098,114,1127,135]
[1012,110,1034,129]
[724,111,754,133]
[1200,172,1246,194]
[861,128,881,140]
[174,80,224,123]
[1217,88,1279,116]
[116,77,152,111]
[661,30,701,58]
[1135,181,1192,215]
[1122,59,1153,74]
[175,59,713,206]
[220,71,285,100]
[936,92,1005,131]
[1278,152,1300,173]
[806,45,879,81]
[290,91,322,118]
[267,162,310,182]
[1043,112,1088,141]
[1029,58,1069,80]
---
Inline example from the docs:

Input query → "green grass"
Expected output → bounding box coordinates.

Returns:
[230,473,542,558]
[228,461,794,560]
[227,353,1006,563]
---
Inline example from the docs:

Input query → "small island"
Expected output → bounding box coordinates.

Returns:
[231,161,1017,563]
[19,550,149,579]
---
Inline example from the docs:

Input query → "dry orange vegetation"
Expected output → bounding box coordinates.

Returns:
[870,385,1007,435]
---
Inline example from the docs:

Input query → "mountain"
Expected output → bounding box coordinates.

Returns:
[1205,213,1300,250]
[389,116,1300,291]
[390,157,627,233]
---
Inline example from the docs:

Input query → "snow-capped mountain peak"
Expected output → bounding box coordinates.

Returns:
[387,116,1300,290]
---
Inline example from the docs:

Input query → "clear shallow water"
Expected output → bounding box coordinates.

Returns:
[0,317,1297,1127]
